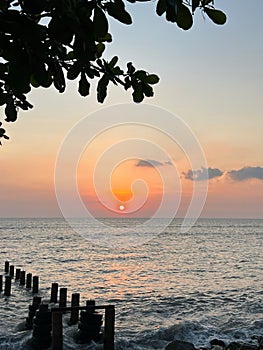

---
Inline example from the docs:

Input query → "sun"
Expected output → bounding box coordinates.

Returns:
[119,205,125,211]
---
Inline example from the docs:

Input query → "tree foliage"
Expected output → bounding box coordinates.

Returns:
[0,0,226,143]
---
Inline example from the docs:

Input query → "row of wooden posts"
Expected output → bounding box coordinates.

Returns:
[27,290,115,350]
[1,261,115,350]
[1,261,39,296]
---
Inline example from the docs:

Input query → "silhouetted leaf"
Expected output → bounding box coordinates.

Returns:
[16,99,33,110]
[93,7,109,40]
[96,42,105,58]
[0,92,7,106]
[127,62,135,74]
[86,66,100,78]
[0,125,9,141]
[105,0,132,25]
[97,33,112,42]
[166,4,177,23]
[192,0,200,13]
[5,99,17,122]
[66,51,75,60]
[67,62,81,80]
[32,61,51,87]
[109,56,118,68]
[132,83,144,103]
[142,83,153,97]
[124,77,131,90]
[52,62,66,92]
[78,73,90,96]
[30,75,40,88]
[204,7,227,25]
[177,4,193,30]
[146,74,160,84]
[111,66,123,75]
[156,0,166,16]
[97,74,109,103]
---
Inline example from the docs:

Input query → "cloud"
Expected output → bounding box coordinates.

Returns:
[135,159,172,168]
[184,167,223,181]
[227,166,263,181]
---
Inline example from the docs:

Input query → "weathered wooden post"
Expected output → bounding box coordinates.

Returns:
[86,299,96,312]
[26,273,32,289]
[31,303,52,350]
[4,261,9,274]
[59,288,67,308]
[69,293,80,325]
[104,306,115,350]
[15,268,21,280]
[26,296,42,329]
[4,275,11,296]
[20,271,26,285]
[50,283,58,303]
[9,265,14,278]
[77,301,103,343]
[0,275,2,292]
[33,276,39,293]
[52,311,63,350]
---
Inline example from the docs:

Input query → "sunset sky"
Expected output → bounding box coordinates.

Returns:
[1,0,263,218]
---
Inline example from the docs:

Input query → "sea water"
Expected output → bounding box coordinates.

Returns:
[0,218,262,349]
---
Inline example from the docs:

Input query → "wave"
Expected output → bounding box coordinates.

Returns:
[0,316,261,350]
[115,320,261,350]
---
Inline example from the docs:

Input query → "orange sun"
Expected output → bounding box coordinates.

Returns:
[113,190,132,202]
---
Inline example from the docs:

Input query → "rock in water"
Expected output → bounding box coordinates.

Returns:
[165,340,196,350]
[210,339,226,349]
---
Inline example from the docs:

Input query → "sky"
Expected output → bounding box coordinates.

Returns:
[1,0,263,218]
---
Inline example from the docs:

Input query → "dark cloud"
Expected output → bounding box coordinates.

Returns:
[135,159,171,168]
[227,166,263,181]
[184,167,223,181]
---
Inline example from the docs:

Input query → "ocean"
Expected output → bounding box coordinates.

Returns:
[0,218,262,350]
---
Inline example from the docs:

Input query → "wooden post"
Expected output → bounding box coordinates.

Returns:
[86,299,96,313]
[4,275,11,296]
[50,283,58,303]
[15,268,21,280]
[25,296,42,329]
[26,273,32,289]
[31,303,52,349]
[52,312,63,350]
[59,288,67,308]
[104,306,115,350]
[4,261,9,274]
[9,265,14,278]
[0,275,2,292]
[69,293,80,325]
[20,271,26,285]
[32,276,39,293]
